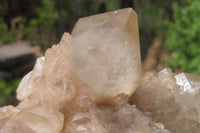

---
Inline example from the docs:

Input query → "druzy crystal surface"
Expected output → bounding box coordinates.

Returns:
[0,8,200,133]
[129,69,200,133]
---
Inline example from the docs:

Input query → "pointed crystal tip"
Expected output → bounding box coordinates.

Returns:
[69,8,141,103]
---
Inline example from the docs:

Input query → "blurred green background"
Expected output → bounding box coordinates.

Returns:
[0,0,200,106]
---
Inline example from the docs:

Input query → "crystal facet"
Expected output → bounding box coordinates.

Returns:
[70,8,141,103]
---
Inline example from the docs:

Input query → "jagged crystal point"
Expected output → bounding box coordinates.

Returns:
[69,8,141,103]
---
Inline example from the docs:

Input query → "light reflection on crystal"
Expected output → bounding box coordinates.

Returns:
[129,68,200,133]
[175,73,193,94]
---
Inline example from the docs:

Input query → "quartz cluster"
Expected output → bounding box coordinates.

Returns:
[0,8,200,133]
[129,68,200,133]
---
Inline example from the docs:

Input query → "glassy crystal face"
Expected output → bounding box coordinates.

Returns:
[174,73,200,122]
[129,68,200,133]
[70,8,141,103]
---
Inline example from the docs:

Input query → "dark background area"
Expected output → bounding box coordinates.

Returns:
[0,0,200,106]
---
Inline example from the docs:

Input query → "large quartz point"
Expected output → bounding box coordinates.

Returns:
[70,8,141,103]
[129,68,200,133]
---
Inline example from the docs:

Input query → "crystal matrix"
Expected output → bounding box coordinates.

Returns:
[0,8,200,133]
[129,69,200,133]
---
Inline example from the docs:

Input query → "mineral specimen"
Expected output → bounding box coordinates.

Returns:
[0,8,199,133]
[17,8,141,109]
[129,68,200,133]
[70,8,141,103]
